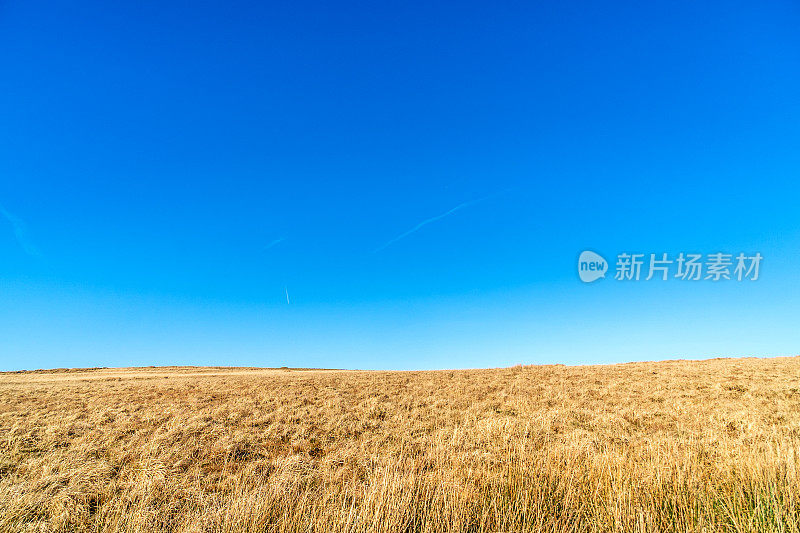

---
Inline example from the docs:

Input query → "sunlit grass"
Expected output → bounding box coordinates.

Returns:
[1,357,799,531]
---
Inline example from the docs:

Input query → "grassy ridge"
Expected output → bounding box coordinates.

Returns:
[1,358,799,532]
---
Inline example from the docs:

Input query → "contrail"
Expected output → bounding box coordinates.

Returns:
[0,205,41,257]
[264,237,286,251]
[285,287,291,305]
[372,189,510,253]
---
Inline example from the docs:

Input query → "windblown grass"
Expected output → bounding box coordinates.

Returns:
[1,357,799,532]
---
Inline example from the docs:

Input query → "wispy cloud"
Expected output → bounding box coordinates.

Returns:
[264,237,286,251]
[285,287,291,305]
[0,205,41,256]
[373,189,510,253]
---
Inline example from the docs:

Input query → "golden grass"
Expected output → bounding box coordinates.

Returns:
[1,357,799,532]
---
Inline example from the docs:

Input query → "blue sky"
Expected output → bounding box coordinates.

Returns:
[1,0,799,370]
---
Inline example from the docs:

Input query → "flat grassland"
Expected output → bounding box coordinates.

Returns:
[1,357,799,532]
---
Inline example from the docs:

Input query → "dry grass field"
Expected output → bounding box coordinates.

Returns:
[1,357,799,532]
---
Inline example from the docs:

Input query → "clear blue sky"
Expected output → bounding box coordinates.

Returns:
[1,0,799,370]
